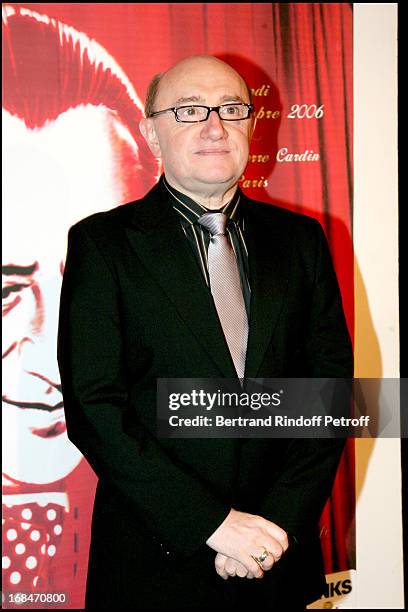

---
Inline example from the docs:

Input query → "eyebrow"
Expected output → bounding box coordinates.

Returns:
[2,263,38,276]
[174,94,247,106]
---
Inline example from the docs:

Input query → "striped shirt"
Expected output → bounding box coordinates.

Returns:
[161,175,251,315]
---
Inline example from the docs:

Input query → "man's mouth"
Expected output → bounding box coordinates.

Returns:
[30,421,67,438]
[195,149,230,155]
[2,396,67,438]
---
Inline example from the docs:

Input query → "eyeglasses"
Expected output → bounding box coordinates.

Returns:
[149,103,254,123]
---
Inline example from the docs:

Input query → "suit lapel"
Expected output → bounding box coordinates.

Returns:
[124,184,237,378]
[242,198,293,378]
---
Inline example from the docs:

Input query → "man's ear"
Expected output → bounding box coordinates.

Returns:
[139,118,162,158]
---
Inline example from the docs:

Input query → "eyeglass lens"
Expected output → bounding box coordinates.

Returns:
[176,104,251,122]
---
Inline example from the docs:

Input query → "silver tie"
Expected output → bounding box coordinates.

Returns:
[198,213,248,378]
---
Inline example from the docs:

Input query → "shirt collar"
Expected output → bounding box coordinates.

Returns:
[161,174,241,227]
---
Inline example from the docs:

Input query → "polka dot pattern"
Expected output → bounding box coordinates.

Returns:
[7,529,18,541]
[25,556,38,569]
[47,545,56,557]
[2,502,65,593]
[2,556,11,569]
[15,543,26,555]
[30,530,41,542]
[10,570,21,584]
[46,509,57,521]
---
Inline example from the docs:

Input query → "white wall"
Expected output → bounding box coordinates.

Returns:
[354,3,403,609]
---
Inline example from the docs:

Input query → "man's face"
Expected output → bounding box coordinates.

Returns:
[2,106,143,485]
[140,57,254,198]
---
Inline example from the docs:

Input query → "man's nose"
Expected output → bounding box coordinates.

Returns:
[200,109,227,139]
[20,341,62,400]
[21,277,62,393]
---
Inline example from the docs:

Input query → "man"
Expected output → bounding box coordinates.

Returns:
[57,55,353,609]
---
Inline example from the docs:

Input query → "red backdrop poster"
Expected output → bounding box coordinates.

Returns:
[2,3,354,608]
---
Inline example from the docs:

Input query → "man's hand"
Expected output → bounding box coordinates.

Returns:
[214,553,256,579]
[206,508,289,578]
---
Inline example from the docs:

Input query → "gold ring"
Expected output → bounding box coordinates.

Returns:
[251,549,270,572]
[257,548,270,563]
[251,555,264,570]
[251,548,271,569]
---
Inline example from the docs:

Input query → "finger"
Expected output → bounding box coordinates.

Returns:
[215,567,229,579]
[225,557,238,577]
[251,549,275,572]
[214,553,229,580]
[256,542,284,569]
[245,554,264,578]
[264,523,289,552]
[234,560,249,578]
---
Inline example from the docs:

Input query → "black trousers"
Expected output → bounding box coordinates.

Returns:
[85,500,319,610]
[85,577,308,610]
[85,542,310,610]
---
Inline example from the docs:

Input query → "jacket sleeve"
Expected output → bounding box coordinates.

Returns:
[57,221,229,557]
[259,220,353,542]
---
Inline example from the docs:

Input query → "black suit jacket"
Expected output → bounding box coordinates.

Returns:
[57,181,353,609]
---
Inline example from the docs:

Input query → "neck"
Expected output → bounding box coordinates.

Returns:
[164,176,238,210]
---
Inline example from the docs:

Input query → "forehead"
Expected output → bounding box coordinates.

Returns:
[3,107,132,234]
[157,59,248,105]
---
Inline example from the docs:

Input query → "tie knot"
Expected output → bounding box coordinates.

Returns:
[197,212,228,236]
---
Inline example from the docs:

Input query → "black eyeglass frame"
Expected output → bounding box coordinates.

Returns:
[149,103,254,123]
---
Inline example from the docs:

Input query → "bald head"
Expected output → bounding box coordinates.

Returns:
[139,54,255,208]
[145,55,252,117]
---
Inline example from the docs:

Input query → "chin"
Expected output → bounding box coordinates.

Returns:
[3,431,83,484]
[197,169,237,184]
